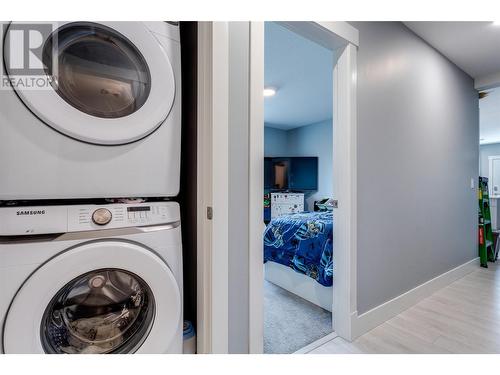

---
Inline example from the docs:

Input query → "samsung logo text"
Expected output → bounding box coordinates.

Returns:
[16,210,46,216]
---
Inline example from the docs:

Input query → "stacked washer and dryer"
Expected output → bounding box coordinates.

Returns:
[0,22,184,353]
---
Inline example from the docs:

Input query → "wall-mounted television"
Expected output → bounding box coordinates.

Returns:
[264,157,318,191]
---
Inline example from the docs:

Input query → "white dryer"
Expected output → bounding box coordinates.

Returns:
[0,21,181,200]
[0,201,183,354]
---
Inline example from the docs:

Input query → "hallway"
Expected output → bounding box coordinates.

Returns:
[308,262,500,353]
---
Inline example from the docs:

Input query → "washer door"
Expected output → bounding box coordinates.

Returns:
[2,241,181,354]
[3,22,175,145]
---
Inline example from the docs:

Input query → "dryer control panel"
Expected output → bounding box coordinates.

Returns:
[0,202,180,236]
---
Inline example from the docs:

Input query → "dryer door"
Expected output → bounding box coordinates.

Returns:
[3,22,176,145]
[2,240,181,354]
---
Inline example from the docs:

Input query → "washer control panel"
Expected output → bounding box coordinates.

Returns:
[0,202,180,236]
[68,202,178,232]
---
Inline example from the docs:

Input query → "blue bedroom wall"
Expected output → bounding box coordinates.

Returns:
[264,120,333,210]
[264,21,333,212]
[264,126,288,156]
[287,120,333,210]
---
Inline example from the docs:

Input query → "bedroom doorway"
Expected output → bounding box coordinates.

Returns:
[195,21,358,353]
[262,21,335,353]
[248,21,359,354]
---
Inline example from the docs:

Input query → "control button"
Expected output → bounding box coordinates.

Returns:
[92,208,112,226]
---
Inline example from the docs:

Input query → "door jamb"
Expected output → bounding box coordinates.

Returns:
[248,21,265,353]
[196,21,229,354]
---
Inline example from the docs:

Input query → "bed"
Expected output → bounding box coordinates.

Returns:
[263,211,333,311]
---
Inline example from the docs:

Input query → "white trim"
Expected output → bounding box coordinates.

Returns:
[351,257,479,339]
[278,21,359,49]
[293,332,338,354]
[316,22,359,47]
[196,22,229,354]
[475,71,500,90]
[332,43,358,341]
[196,21,213,354]
[210,21,230,354]
[248,21,265,354]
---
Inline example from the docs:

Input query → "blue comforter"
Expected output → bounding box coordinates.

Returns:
[263,211,333,287]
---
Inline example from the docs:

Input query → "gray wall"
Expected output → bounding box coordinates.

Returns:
[480,143,500,177]
[351,22,479,314]
[228,22,250,353]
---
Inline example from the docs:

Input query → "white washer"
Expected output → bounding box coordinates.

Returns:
[0,21,181,200]
[0,201,183,354]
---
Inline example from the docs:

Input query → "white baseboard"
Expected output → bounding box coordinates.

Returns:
[351,257,479,339]
[294,332,338,354]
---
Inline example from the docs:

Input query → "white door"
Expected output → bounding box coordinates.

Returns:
[3,21,176,145]
[3,240,181,354]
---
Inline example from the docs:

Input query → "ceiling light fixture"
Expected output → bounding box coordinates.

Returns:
[263,87,276,97]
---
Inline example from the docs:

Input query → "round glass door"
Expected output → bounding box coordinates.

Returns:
[43,22,151,119]
[41,268,155,354]
[3,240,181,354]
[3,22,176,145]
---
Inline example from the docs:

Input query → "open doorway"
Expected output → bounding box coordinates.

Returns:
[478,86,500,266]
[247,21,358,354]
[262,22,335,353]
[195,21,358,354]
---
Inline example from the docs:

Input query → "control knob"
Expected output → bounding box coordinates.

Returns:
[92,208,112,226]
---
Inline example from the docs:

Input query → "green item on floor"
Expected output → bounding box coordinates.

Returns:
[478,176,495,267]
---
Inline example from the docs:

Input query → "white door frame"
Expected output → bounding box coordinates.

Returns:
[196,21,229,354]
[332,41,358,341]
[248,21,359,352]
[197,21,358,354]
[248,21,265,353]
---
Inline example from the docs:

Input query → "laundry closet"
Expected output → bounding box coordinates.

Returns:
[0,21,198,354]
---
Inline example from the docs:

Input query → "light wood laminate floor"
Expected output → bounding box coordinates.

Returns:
[309,263,500,354]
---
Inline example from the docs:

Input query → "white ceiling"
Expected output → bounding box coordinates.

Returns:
[264,22,333,130]
[404,22,500,80]
[264,22,500,141]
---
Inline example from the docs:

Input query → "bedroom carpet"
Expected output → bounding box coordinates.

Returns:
[264,280,333,354]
